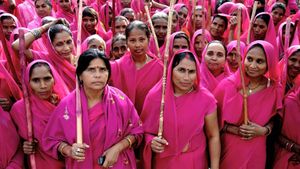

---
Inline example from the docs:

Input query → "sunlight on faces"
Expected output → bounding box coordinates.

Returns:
[30,65,54,100]
[127,28,149,57]
[204,42,226,76]
[35,0,52,18]
[288,51,300,80]
[173,37,189,55]
[1,18,16,40]
[52,31,74,60]
[172,57,197,96]
[253,18,268,40]
[244,46,267,78]
[80,58,109,92]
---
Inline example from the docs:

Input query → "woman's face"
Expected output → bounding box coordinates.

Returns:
[204,42,226,75]
[194,35,207,58]
[88,39,105,52]
[83,16,97,34]
[178,6,188,26]
[80,58,109,92]
[30,65,54,100]
[253,18,268,40]
[171,13,178,33]
[126,28,149,57]
[173,37,189,55]
[193,9,204,29]
[227,48,240,71]
[172,56,197,95]
[281,25,295,45]
[124,11,135,22]
[153,18,168,42]
[35,0,52,18]
[115,19,128,35]
[58,0,72,12]
[271,7,285,25]
[244,46,267,78]
[210,17,226,38]
[52,31,74,60]
[288,51,300,80]
[111,40,127,59]
[1,17,16,40]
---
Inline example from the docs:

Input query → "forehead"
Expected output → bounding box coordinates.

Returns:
[30,65,52,78]
[179,7,188,13]
[88,39,103,45]
[207,42,225,52]
[290,50,300,58]
[1,17,16,24]
[53,31,72,42]
[113,40,126,47]
[115,19,127,25]
[247,46,266,58]
[174,57,196,68]
[254,18,267,26]
[35,0,48,5]
[88,58,106,67]
[128,28,147,38]
[173,37,189,45]
[153,18,168,25]
[272,7,284,13]
[213,17,226,25]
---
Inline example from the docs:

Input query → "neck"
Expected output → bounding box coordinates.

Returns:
[133,54,147,63]
[83,86,103,102]
[212,69,224,77]
[174,86,194,97]
[248,76,264,85]
[158,39,165,47]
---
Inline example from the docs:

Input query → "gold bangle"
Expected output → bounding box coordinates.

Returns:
[125,136,132,148]
[59,142,68,157]
[265,126,272,136]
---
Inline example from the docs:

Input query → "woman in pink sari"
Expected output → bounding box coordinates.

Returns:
[10,59,69,169]
[12,21,77,91]
[16,0,37,27]
[81,34,106,53]
[0,106,24,169]
[270,2,286,34]
[109,34,127,60]
[110,21,163,114]
[214,40,282,169]
[200,40,231,92]
[226,40,246,73]
[141,49,220,169]
[27,0,54,29]
[55,0,75,24]
[42,49,143,169]
[191,29,212,61]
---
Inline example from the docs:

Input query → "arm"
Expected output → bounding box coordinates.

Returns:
[278,135,300,155]
[152,0,168,9]
[205,109,220,169]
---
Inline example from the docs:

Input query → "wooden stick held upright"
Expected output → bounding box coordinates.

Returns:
[247,1,258,45]
[236,8,248,124]
[145,5,161,59]
[76,0,83,144]
[157,0,175,138]
[282,18,291,95]
[19,29,37,169]
[112,0,116,35]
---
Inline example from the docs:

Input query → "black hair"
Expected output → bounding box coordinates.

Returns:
[34,0,52,9]
[76,48,111,82]
[174,32,190,48]
[207,40,228,57]
[29,62,52,78]
[120,8,134,16]
[125,20,150,39]
[272,2,286,14]
[255,0,265,5]
[48,24,72,43]
[82,6,98,21]
[290,49,300,57]
[0,15,14,22]
[213,14,228,29]
[255,13,270,26]
[115,15,129,24]
[172,51,196,69]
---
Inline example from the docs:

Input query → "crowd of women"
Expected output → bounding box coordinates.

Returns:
[0,0,300,168]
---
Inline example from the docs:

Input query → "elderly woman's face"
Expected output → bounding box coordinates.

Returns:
[288,51,300,80]
[88,39,105,52]
[30,65,54,100]
[172,56,197,96]
[35,0,52,18]
[80,58,109,92]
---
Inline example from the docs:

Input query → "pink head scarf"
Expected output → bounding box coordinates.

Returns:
[174,3,188,28]
[55,0,75,24]
[226,40,246,58]
[81,34,106,53]
[191,29,212,59]
[217,2,235,14]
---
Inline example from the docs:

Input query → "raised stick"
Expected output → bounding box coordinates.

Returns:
[247,1,258,45]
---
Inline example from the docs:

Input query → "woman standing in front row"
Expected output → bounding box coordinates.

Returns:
[214,40,282,169]
[142,50,220,169]
[43,49,143,169]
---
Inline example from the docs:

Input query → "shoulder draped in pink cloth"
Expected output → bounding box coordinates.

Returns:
[42,86,143,169]
[110,51,163,114]
[141,49,217,169]
[0,107,24,169]
[10,60,69,168]
[213,40,282,169]
[273,76,300,169]
[200,42,232,92]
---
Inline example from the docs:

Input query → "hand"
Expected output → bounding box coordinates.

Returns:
[0,98,12,111]
[289,153,300,166]
[239,121,267,140]
[229,16,238,30]
[23,140,38,155]
[151,137,168,153]
[136,12,147,23]
[102,145,122,168]
[70,143,89,162]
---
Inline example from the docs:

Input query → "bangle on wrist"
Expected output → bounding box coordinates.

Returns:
[265,126,272,136]
[30,29,41,39]
[125,136,132,148]
[59,142,68,157]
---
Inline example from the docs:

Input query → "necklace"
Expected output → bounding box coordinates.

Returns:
[186,86,194,94]
[248,82,261,94]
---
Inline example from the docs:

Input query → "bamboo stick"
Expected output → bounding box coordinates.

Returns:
[19,29,37,169]
[282,18,291,95]
[144,5,161,59]
[112,0,115,35]
[157,0,175,138]
[247,1,258,45]
[76,0,83,144]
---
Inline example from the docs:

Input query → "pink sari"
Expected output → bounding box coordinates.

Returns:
[200,43,232,92]
[110,51,163,114]
[10,60,69,169]
[55,1,75,24]
[16,0,37,27]
[42,86,143,169]
[0,107,24,169]
[213,40,282,169]
[141,49,217,169]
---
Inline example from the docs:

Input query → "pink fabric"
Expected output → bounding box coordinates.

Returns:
[16,0,37,27]
[174,3,188,29]
[148,35,165,60]
[42,86,143,169]
[241,12,278,50]
[213,40,282,169]
[273,83,300,169]
[141,49,217,169]
[276,21,300,59]
[268,2,287,34]
[217,2,235,14]
[190,29,212,60]
[200,42,232,92]
[110,51,163,114]
[0,107,24,169]
[55,1,75,24]
[226,40,246,73]
[229,3,250,40]
[10,60,69,168]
